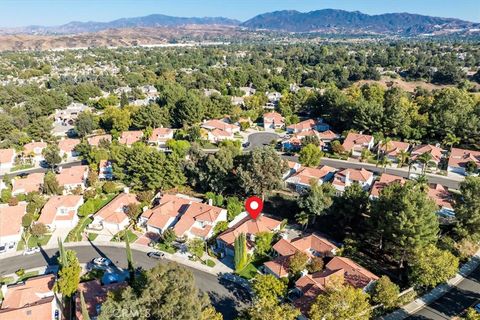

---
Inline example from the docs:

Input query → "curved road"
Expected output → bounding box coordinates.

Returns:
[0,244,249,319]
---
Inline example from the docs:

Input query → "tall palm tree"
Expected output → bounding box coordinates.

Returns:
[443,133,461,153]
[377,156,392,173]
[295,211,310,230]
[396,149,410,168]
[418,152,434,174]
[377,137,392,159]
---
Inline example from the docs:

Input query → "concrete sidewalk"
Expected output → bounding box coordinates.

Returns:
[381,249,480,320]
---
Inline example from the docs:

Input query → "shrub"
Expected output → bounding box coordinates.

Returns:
[1,189,12,203]
[102,181,117,194]
[8,197,19,206]
[307,257,324,273]
[205,259,216,268]
[84,189,96,200]
[137,190,154,203]
[78,200,96,217]
[15,268,25,277]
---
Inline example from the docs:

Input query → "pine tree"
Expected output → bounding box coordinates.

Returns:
[80,291,91,320]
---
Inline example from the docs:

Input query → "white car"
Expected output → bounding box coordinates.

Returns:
[92,257,112,267]
[23,247,40,255]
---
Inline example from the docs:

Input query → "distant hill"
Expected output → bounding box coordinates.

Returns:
[0,14,241,35]
[241,9,480,35]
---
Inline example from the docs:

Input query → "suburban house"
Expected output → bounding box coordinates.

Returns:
[140,194,195,234]
[266,91,282,104]
[56,165,89,194]
[119,131,144,146]
[11,173,45,196]
[263,112,285,131]
[239,86,256,97]
[282,130,325,151]
[378,140,410,162]
[98,160,113,180]
[38,195,84,231]
[287,119,330,134]
[369,173,406,199]
[317,130,340,143]
[75,280,127,320]
[0,149,16,172]
[293,257,378,314]
[87,134,112,147]
[92,192,140,232]
[201,119,240,142]
[0,203,26,249]
[54,102,88,125]
[342,133,374,158]
[216,213,282,257]
[148,128,174,149]
[286,166,336,192]
[332,168,374,194]
[447,147,480,175]
[23,141,47,164]
[0,274,58,320]
[427,184,455,218]
[58,138,80,161]
[410,144,445,168]
[172,201,227,240]
[264,234,338,278]
[283,161,301,179]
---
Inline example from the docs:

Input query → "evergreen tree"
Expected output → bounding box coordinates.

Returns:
[234,233,248,271]
[455,177,480,238]
[298,182,335,225]
[80,291,91,320]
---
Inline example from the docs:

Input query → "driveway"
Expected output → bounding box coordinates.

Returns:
[245,132,280,150]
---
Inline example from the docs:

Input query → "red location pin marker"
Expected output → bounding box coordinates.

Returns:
[245,196,263,220]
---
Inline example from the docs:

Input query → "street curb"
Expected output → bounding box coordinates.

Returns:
[381,249,480,320]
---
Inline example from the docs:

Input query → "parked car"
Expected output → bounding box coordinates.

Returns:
[0,245,6,253]
[54,310,59,320]
[147,251,165,259]
[23,247,40,255]
[475,303,480,313]
[242,142,250,148]
[92,257,112,267]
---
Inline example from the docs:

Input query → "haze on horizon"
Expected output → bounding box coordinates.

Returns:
[1,0,479,28]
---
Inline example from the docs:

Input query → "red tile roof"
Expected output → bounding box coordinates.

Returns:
[379,140,410,157]
[87,134,112,146]
[95,193,139,225]
[342,133,373,152]
[12,173,44,194]
[142,194,191,230]
[57,165,88,187]
[448,147,480,169]
[119,131,143,146]
[0,149,15,164]
[264,112,285,124]
[287,166,336,185]
[0,204,26,238]
[370,173,406,198]
[411,144,444,163]
[427,184,454,210]
[38,195,83,225]
[173,202,225,237]
[287,119,317,132]
[75,280,127,320]
[148,128,173,142]
[58,138,80,153]
[23,141,47,154]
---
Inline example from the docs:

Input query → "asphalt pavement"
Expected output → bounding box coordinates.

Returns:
[408,265,480,319]
[0,244,249,319]
[0,160,83,179]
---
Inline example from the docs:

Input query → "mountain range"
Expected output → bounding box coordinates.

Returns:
[1,9,478,36]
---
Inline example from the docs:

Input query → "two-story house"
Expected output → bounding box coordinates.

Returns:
[286,166,336,192]
[56,165,89,194]
[332,168,374,194]
[342,133,374,158]
[38,195,83,231]
[263,112,285,131]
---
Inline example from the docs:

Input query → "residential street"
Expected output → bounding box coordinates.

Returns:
[0,244,250,319]
[408,264,480,319]
[0,160,83,179]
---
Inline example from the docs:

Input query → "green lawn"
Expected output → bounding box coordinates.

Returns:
[16,270,39,283]
[236,263,259,279]
[17,234,52,251]
[87,233,99,241]
[0,276,14,285]
[112,229,138,243]
[154,242,176,254]
[204,259,216,268]
[11,164,34,172]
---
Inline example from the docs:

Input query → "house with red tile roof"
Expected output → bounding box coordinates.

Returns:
[0,149,16,172]
[172,201,227,240]
[140,194,197,234]
[342,133,374,158]
[0,274,58,320]
[447,147,480,176]
[119,131,143,146]
[264,234,338,278]
[282,130,325,152]
[148,127,174,149]
[75,280,127,320]
[317,130,340,143]
[293,256,378,314]
[263,112,285,131]
[38,195,83,230]
[287,118,330,134]
[216,213,282,257]
[11,173,44,196]
[201,119,240,143]
[411,144,445,167]
[427,184,455,218]
[87,134,112,147]
[369,173,406,199]
[286,166,336,192]
[23,141,47,164]
[332,168,374,194]
[56,165,88,194]
[378,140,410,162]
[98,160,113,180]
[0,203,26,248]
[58,138,80,160]
[92,192,139,232]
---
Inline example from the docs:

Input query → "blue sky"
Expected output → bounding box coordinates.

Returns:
[0,0,479,27]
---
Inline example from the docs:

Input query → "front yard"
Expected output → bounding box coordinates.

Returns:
[17,233,52,250]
